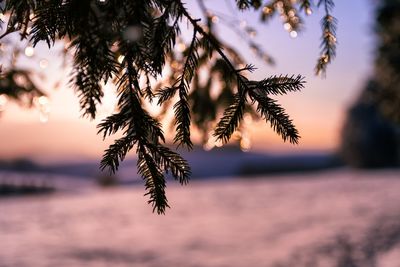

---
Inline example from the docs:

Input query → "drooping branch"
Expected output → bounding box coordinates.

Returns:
[315,0,338,76]
[177,1,302,145]
[0,0,340,214]
[173,29,199,149]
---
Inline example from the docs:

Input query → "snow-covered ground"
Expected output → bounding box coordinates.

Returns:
[1,169,400,267]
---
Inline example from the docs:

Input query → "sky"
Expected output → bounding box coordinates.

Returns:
[0,0,375,163]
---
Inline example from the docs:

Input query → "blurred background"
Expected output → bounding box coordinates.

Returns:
[1,0,400,266]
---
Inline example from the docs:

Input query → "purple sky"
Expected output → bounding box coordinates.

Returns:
[0,0,375,162]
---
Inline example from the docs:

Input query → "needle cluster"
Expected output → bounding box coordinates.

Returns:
[0,0,336,213]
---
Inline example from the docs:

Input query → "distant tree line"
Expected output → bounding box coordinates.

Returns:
[341,0,400,168]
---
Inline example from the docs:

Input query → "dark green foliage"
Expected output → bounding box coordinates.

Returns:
[0,0,337,213]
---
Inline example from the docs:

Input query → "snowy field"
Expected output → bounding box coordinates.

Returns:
[1,169,400,267]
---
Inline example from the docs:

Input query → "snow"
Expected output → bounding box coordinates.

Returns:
[0,169,400,267]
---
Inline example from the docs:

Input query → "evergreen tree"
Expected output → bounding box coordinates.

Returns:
[341,0,400,168]
[0,0,337,213]
[373,0,400,123]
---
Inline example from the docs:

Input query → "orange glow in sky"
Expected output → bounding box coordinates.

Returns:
[0,1,374,163]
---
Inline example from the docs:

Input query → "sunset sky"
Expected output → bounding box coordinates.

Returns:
[0,0,374,163]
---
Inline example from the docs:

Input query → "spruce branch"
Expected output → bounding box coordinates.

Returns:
[177,1,301,145]
[138,145,169,214]
[147,144,191,185]
[173,29,199,149]
[99,51,191,213]
[2,0,35,40]
[315,0,337,76]
[173,96,193,148]
[30,2,58,47]
[99,55,143,174]
[100,135,136,174]
[143,75,154,102]
[0,0,342,214]
[141,112,166,144]
[177,1,249,143]
[201,6,275,65]
[157,86,179,105]
[146,4,181,75]
[248,75,305,96]
[97,108,131,140]
[249,91,300,144]
[318,0,335,13]
[70,22,117,118]
[237,64,256,73]
[176,1,238,77]
[214,92,246,143]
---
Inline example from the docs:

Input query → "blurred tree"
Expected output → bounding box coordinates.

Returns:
[341,0,400,168]
[0,0,337,213]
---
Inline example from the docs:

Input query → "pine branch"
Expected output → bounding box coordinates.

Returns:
[181,31,199,83]
[1,0,341,214]
[173,29,199,149]
[98,55,146,168]
[146,6,181,75]
[143,75,154,102]
[214,92,246,143]
[3,0,35,40]
[176,2,302,146]
[173,96,192,148]
[248,75,305,96]
[73,68,104,119]
[138,145,169,214]
[97,106,131,139]
[249,91,300,144]
[176,2,238,78]
[177,2,252,145]
[315,0,337,76]
[30,0,73,47]
[71,32,117,119]
[100,53,173,213]
[100,135,136,174]
[141,112,166,144]
[147,144,191,185]
[157,86,178,105]
[318,0,335,13]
